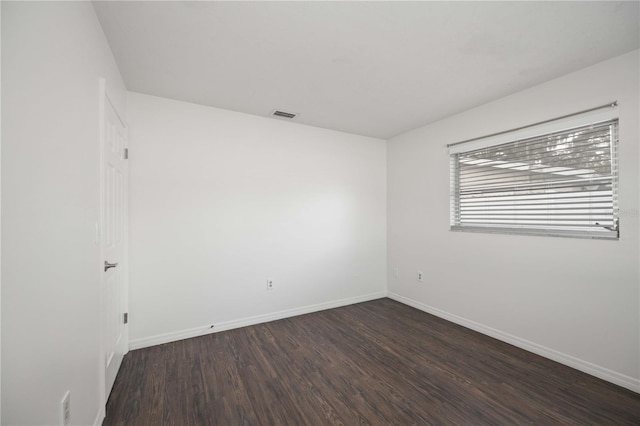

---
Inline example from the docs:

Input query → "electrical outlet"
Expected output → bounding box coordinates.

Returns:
[417,271,423,282]
[393,267,399,278]
[61,391,70,426]
[266,279,274,290]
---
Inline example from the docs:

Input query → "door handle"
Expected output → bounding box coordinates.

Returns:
[104,261,118,272]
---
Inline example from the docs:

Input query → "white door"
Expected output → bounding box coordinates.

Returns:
[100,83,128,400]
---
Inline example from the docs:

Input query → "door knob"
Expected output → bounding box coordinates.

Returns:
[104,261,118,272]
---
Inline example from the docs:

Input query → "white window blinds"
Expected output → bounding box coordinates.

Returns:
[449,105,619,239]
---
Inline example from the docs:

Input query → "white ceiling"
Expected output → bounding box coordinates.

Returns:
[94,1,639,139]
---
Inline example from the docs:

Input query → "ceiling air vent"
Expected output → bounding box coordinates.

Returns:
[272,110,297,119]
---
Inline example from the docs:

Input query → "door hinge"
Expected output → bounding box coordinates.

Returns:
[124,148,129,159]
[123,312,128,324]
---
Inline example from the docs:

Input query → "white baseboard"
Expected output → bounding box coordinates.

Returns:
[93,406,105,426]
[129,291,387,350]
[387,292,640,393]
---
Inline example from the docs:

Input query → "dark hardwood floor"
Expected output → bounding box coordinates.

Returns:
[104,298,640,425]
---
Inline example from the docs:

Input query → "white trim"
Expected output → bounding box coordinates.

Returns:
[387,292,640,393]
[129,291,388,350]
[93,406,105,426]
[97,77,107,420]
[448,105,619,154]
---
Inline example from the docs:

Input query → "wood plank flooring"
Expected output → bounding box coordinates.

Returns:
[103,298,640,425]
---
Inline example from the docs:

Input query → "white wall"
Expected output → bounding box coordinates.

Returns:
[1,3,3,421]
[1,2,126,424]
[387,51,640,391]
[127,92,387,347]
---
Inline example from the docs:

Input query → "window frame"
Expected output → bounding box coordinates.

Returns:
[448,104,620,240]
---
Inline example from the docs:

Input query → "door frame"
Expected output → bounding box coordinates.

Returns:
[98,78,129,416]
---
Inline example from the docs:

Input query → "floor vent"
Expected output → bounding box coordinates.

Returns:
[272,110,297,119]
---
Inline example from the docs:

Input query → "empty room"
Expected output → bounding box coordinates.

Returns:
[2,1,640,425]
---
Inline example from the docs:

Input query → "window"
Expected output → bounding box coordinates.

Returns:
[449,104,619,239]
